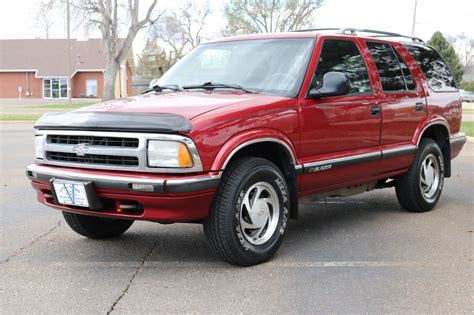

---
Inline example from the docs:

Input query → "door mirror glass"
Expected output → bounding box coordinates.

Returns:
[308,72,350,98]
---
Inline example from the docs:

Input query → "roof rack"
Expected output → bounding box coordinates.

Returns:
[293,28,425,44]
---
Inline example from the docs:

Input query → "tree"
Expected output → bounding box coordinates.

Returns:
[75,0,161,100]
[31,0,57,39]
[448,33,474,68]
[136,40,166,78]
[150,0,211,71]
[427,31,463,84]
[223,0,324,35]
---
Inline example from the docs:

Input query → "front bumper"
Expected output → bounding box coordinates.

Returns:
[26,164,220,222]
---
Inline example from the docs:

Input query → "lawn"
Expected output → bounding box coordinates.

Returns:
[21,102,95,110]
[0,114,42,121]
[461,121,474,137]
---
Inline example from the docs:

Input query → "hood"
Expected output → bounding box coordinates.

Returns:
[77,91,288,120]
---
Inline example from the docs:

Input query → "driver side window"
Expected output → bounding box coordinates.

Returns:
[314,39,372,94]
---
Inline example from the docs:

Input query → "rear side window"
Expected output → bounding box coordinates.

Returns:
[313,39,371,94]
[366,41,415,92]
[393,49,416,90]
[404,44,457,92]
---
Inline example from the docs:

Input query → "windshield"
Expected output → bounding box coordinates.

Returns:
[158,38,315,97]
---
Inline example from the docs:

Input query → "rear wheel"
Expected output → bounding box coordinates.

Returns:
[395,138,444,212]
[63,212,134,239]
[203,157,290,266]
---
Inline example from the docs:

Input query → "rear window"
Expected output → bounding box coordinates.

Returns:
[404,44,457,92]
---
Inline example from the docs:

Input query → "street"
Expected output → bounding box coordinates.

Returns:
[0,122,473,313]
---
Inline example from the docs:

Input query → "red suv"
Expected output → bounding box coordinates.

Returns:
[27,29,466,266]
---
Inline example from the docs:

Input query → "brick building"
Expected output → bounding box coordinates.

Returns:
[0,39,133,99]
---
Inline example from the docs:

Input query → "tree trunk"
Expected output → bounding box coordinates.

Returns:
[103,61,119,101]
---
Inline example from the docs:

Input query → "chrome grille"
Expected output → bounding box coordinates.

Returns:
[48,135,139,148]
[37,130,204,173]
[47,152,139,166]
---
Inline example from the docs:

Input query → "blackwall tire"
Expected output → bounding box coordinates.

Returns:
[63,212,134,239]
[203,157,290,266]
[395,138,444,212]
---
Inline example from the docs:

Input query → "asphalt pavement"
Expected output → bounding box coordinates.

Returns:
[0,122,473,314]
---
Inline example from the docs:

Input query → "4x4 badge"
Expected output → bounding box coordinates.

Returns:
[72,143,90,156]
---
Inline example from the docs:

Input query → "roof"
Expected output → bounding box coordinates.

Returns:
[0,38,133,77]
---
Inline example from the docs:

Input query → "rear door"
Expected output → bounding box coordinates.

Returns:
[364,41,427,174]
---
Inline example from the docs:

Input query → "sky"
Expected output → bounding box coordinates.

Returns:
[0,0,473,60]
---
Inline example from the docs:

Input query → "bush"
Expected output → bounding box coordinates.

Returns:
[459,81,474,92]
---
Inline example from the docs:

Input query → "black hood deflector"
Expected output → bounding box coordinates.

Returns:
[34,111,192,133]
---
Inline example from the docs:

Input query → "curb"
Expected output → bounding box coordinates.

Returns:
[467,136,474,144]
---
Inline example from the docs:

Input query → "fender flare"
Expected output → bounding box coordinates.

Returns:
[211,129,299,171]
[413,115,450,147]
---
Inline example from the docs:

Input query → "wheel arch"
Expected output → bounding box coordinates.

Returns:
[415,118,451,177]
[212,130,300,219]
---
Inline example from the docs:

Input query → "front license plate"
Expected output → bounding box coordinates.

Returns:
[53,180,90,208]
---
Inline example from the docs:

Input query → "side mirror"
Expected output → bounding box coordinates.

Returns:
[149,78,159,89]
[308,72,350,98]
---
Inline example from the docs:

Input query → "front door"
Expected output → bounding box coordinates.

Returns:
[299,38,382,192]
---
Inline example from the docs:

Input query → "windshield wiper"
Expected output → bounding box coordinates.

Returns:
[182,82,255,93]
[142,84,183,94]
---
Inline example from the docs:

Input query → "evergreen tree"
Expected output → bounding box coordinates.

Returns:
[427,31,464,83]
[136,40,165,79]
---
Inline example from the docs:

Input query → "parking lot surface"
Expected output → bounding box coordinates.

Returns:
[0,122,473,314]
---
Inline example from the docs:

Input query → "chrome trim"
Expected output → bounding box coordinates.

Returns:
[294,164,303,175]
[303,151,381,173]
[221,138,298,169]
[450,133,466,146]
[27,164,165,185]
[35,130,203,174]
[381,145,417,159]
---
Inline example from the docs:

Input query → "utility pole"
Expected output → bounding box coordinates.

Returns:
[66,0,71,103]
[411,0,418,36]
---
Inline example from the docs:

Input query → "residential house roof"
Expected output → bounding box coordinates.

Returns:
[0,38,133,77]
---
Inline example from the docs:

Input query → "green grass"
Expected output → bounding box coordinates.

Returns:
[0,114,42,121]
[21,102,94,110]
[463,108,474,113]
[461,121,474,137]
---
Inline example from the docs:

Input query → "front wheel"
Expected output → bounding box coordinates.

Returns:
[63,212,134,239]
[395,138,444,212]
[203,157,290,266]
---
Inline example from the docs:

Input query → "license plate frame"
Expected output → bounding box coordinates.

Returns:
[50,179,102,210]
[52,180,90,207]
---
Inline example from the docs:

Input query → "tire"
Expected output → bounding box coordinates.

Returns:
[203,157,291,266]
[63,212,134,239]
[395,138,444,212]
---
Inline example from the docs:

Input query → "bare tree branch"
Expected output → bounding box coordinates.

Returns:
[224,0,324,35]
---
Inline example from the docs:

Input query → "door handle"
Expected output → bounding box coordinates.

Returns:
[415,102,425,112]
[370,105,381,116]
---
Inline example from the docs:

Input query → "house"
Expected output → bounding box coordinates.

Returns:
[0,39,133,99]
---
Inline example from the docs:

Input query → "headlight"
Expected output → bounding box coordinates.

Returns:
[35,135,44,159]
[147,140,193,168]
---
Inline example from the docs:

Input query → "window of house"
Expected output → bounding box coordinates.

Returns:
[313,39,372,94]
[43,78,67,98]
[404,44,457,92]
[86,79,98,97]
[366,42,408,92]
